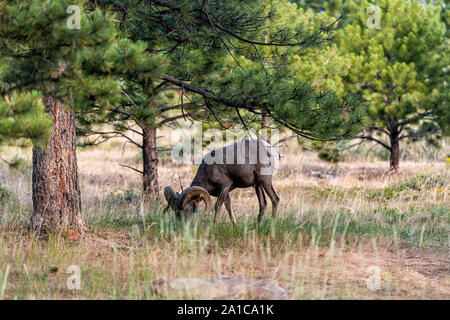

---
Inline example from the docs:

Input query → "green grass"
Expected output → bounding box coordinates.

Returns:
[76,199,449,253]
[1,171,448,251]
[0,170,448,299]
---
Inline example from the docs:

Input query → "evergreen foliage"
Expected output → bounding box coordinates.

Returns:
[0,0,153,145]
[79,0,363,144]
[292,0,449,168]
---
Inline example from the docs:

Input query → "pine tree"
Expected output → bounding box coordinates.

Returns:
[0,91,51,146]
[292,0,449,170]
[0,0,151,236]
[79,0,363,202]
[336,0,449,171]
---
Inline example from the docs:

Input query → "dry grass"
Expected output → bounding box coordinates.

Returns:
[0,136,448,300]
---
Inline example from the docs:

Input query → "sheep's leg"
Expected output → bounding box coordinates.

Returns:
[213,198,222,223]
[256,184,267,222]
[224,193,237,224]
[261,181,280,218]
[162,205,170,214]
[214,187,235,223]
[213,187,230,223]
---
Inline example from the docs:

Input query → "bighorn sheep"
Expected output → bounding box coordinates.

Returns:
[164,138,280,223]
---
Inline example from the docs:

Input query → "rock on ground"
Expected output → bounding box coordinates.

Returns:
[152,277,288,300]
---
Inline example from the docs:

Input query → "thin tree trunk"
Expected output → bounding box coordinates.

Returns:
[142,126,159,202]
[32,97,86,237]
[262,114,271,141]
[389,128,400,172]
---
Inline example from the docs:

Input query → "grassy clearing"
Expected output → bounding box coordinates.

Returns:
[0,140,448,299]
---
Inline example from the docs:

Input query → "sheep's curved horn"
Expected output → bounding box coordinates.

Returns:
[177,186,211,214]
[163,186,178,210]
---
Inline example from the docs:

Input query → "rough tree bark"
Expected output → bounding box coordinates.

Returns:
[389,126,400,172]
[32,97,86,237]
[262,114,271,142]
[142,125,159,202]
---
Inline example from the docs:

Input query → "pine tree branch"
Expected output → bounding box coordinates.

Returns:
[198,7,341,47]
[158,103,193,113]
[161,74,215,99]
[399,128,439,140]
[160,74,258,114]
[89,130,142,148]
[397,111,435,127]
[119,163,144,174]
[371,126,390,135]
[354,135,391,151]
[160,73,362,141]
[111,107,146,128]
[157,111,203,126]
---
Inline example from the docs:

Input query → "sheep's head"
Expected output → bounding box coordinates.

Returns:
[163,186,211,218]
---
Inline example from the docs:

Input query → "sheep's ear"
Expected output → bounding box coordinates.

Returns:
[163,186,178,210]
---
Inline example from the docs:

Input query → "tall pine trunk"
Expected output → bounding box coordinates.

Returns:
[389,127,400,172]
[32,97,86,237]
[142,126,159,202]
